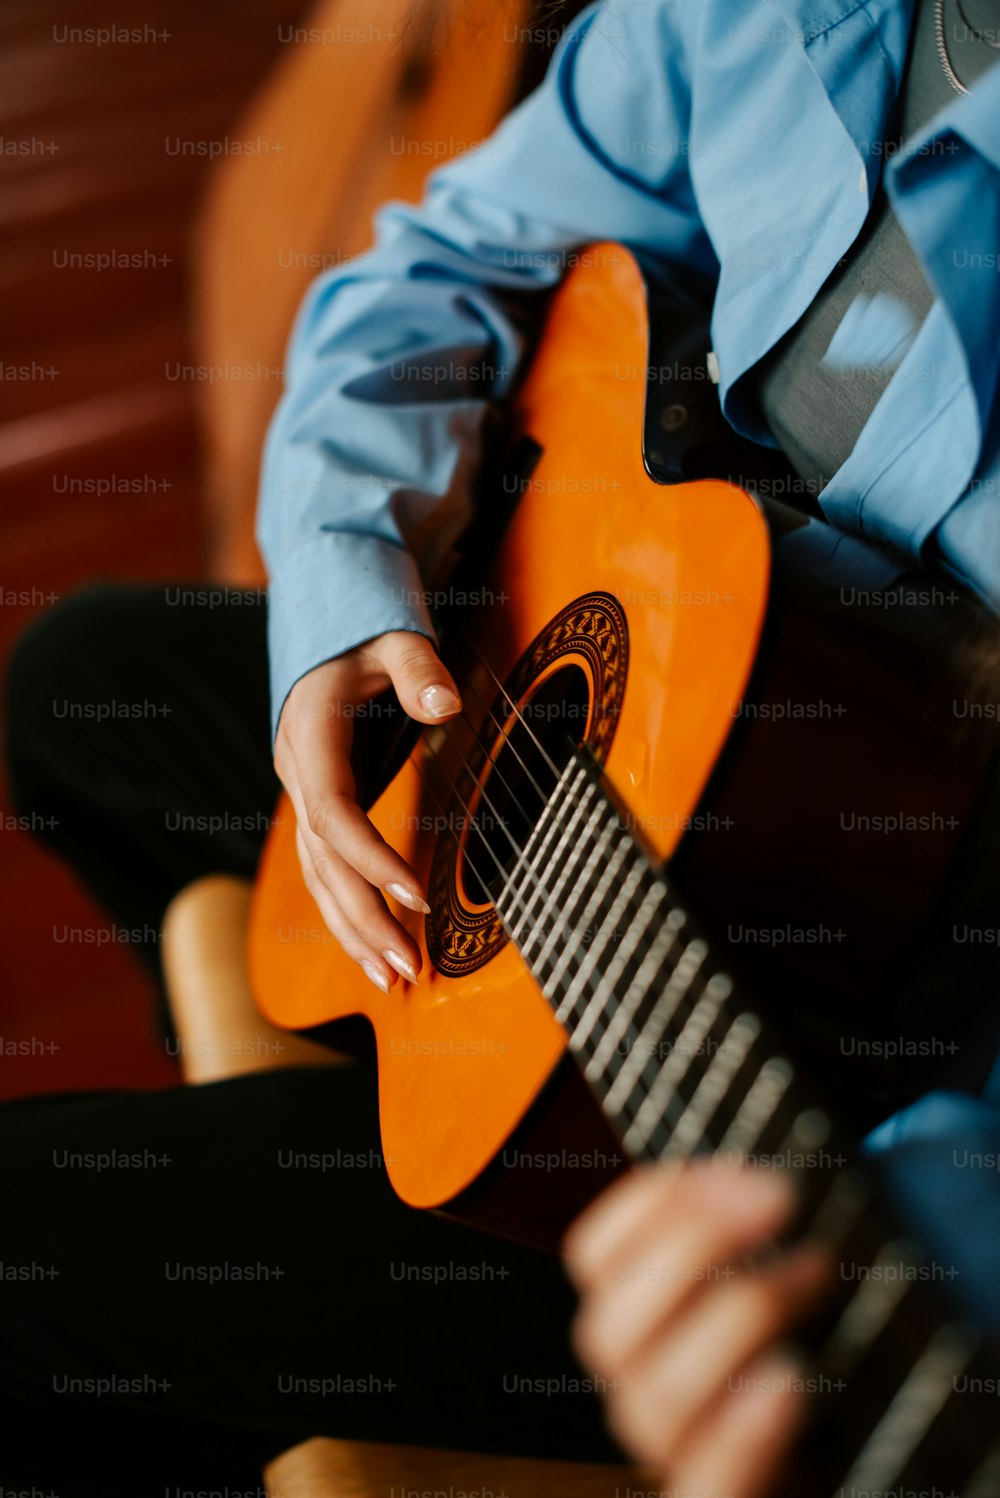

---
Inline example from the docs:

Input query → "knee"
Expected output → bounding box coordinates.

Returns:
[5,584,136,813]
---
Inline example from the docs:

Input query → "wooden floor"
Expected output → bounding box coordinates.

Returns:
[0,0,303,1097]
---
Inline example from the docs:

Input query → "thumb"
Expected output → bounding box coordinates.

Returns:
[375,631,463,726]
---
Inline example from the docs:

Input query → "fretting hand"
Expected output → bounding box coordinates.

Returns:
[565,1160,833,1498]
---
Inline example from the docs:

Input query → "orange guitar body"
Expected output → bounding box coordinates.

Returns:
[249,244,771,1207]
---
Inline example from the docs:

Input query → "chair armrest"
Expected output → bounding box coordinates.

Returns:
[264,1435,654,1498]
[161,873,344,1082]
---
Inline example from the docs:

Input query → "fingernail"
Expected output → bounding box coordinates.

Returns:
[361,960,390,994]
[384,950,418,984]
[419,684,461,719]
[386,882,431,915]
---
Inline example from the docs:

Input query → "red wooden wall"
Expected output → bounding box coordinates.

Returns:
[0,0,304,1097]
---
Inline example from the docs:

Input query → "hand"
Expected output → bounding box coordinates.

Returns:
[274,632,462,993]
[565,1161,832,1498]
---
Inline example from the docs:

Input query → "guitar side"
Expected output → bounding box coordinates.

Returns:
[248,243,771,1207]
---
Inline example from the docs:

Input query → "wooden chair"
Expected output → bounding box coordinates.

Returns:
[161,874,339,1082]
[263,1437,651,1498]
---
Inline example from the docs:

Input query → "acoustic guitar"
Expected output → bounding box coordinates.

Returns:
[249,243,1000,1493]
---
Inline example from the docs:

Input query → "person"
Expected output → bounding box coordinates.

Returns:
[6,0,1000,1493]
[566,1091,1000,1498]
[3,590,622,1497]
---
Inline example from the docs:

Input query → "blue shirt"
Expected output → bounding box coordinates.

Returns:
[257,0,1000,1314]
[258,0,1000,742]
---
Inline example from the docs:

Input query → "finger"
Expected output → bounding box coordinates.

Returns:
[275,655,430,912]
[305,832,422,981]
[572,1166,796,1376]
[285,733,429,911]
[602,1246,830,1466]
[369,631,462,724]
[275,674,358,756]
[295,828,397,994]
[566,1159,794,1289]
[565,1165,684,1286]
[670,1352,807,1498]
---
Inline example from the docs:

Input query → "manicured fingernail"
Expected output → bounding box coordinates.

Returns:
[384,950,418,984]
[386,882,431,915]
[361,960,390,994]
[419,684,461,719]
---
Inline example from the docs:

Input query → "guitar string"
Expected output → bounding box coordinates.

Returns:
[411,623,561,872]
[397,631,873,1199]
[404,663,988,1485]
[427,635,724,1095]
[406,628,755,1137]
[416,719,746,1148]
[414,731,680,1120]
[419,682,875,1259]
[388,612,993,1473]
[421,622,644,1009]
[415,723,885,1308]
[433,712,549,896]
[413,746,982,1486]
[456,661,551,811]
[453,619,561,782]
[416,688,905,1330]
[437,695,544,841]
[446,638,768,1115]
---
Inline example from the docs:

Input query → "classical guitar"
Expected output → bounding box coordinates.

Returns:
[250,243,1000,1493]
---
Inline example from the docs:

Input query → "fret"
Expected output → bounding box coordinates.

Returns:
[776,1106,832,1167]
[761,1106,848,1231]
[503,774,600,945]
[664,1012,762,1158]
[583,906,688,1082]
[497,762,591,933]
[620,971,734,1155]
[551,857,647,1023]
[502,778,598,940]
[716,1056,794,1160]
[964,1442,1000,1497]
[491,749,1000,1495]
[532,830,632,984]
[496,759,588,927]
[601,936,709,1114]
[825,1240,919,1366]
[569,880,669,1052]
[833,1323,979,1498]
[805,1165,872,1252]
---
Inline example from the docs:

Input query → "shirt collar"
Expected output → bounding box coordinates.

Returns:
[887,67,1000,443]
[946,56,1000,174]
[717,0,912,421]
[771,0,916,186]
[749,0,1000,438]
[771,0,914,59]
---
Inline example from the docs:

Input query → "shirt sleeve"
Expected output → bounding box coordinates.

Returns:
[864,1091,1000,1334]
[257,0,714,742]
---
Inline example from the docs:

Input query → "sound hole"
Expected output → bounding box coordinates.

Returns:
[461,663,591,906]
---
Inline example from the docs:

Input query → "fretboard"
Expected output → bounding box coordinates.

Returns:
[494,750,1000,1498]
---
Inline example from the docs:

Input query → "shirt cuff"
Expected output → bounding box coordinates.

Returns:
[266,532,437,745]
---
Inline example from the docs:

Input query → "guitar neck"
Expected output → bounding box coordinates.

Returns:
[495,748,1000,1497]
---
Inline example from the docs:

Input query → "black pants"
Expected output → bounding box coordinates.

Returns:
[3,585,620,1496]
[7,584,278,974]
